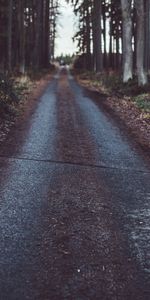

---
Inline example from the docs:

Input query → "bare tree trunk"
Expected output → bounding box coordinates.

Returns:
[145,0,150,71]
[85,2,92,70]
[7,0,13,71]
[135,0,147,85]
[43,0,50,67]
[103,0,107,69]
[18,0,25,73]
[109,14,113,69]
[121,0,133,82]
[116,32,120,69]
[34,0,43,69]
[93,0,103,72]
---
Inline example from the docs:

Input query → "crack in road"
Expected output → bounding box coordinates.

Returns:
[0,155,150,174]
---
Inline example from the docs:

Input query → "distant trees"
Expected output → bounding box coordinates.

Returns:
[0,0,59,73]
[56,54,74,65]
[69,0,150,86]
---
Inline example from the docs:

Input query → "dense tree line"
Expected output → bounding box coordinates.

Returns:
[0,0,59,73]
[1,0,150,86]
[69,0,150,86]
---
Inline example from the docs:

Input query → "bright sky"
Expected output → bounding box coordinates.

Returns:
[55,0,77,56]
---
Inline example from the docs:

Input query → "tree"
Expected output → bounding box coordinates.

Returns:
[34,0,43,69]
[18,0,25,73]
[0,0,59,72]
[7,0,13,71]
[43,0,50,67]
[121,0,133,82]
[92,0,103,72]
[135,0,147,85]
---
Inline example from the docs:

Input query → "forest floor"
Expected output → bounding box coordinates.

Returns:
[76,71,150,152]
[0,69,54,144]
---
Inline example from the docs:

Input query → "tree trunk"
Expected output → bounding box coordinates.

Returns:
[85,3,92,70]
[121,0,133,82]
[146,0,150,71]
[135,0,147,85]
[93,0,103,72]
[34,0,43,69]
[18,0,25,73]
[109,14,113,69]
[44,0,50,67]
[102,0,107,68]
[116,32,120,69]
[7,0,13,71]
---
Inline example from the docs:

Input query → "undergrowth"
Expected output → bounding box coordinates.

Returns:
[77,70,150,115]
[0,73,19,117]
[133,94,150,117]
[0,67,54,119]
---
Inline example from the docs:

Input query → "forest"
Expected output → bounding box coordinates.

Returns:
[0,0,59,73]
[0,0,150,87]
[69,0,150,87]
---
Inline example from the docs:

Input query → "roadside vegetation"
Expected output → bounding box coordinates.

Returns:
[0,68,54,118]
[77,71,150,115]
[76,70,150,150]
[0,68,55,143]
[0,73,31,117]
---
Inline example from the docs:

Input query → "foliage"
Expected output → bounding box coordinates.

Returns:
[0,73,18,104]
[0,73,31,117]
[133,94,150,112]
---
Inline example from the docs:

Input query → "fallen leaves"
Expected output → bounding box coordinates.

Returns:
[77,73,150,151]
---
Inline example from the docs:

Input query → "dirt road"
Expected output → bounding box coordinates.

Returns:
[0,68,149,300]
